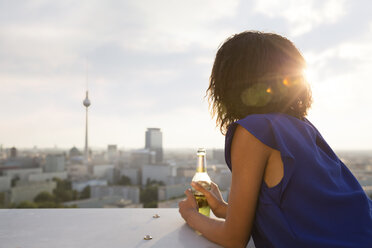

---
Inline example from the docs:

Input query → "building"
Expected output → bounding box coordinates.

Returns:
[107,145,118,163]
[209,167,232,191]
[141,164,170,186]
[145,128,163,163]
[28,171,68,182]
[45,154,65,172]
[3,168,42,181]
[10,147,17,158]
[158,184,189,201]
[67,164,89,181]
[72,179,108,192]
[212,148,225,164]
[10,181,57,204]
[90,185,140,204]
[69,146,82,158]
[120,168,140,185]
[130,149,155,167]
[177,167,195,178]
[2,157,40,168]
[0,145,4,159]
[0,176,11,192]
[91,164,115,183]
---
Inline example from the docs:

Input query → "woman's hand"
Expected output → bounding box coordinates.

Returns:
[191,181,228,219]
[178,188,198,223]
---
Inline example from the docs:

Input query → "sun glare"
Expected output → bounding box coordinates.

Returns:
[303,67,316,86]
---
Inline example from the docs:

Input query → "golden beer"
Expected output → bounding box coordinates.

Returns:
[191,148,211,217]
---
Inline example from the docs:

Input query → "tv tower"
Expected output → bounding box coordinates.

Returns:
[83,62,91,162]
[83,91,91,162]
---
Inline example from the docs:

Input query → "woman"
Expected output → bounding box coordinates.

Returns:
[178,31,372,248]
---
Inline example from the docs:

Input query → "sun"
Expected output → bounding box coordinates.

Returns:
[303,67,317,87]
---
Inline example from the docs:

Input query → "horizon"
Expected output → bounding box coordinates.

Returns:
[3,145,372,154]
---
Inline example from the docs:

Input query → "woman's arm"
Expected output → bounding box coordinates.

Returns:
[179,125,271,247]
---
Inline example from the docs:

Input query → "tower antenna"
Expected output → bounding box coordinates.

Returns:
[85,59,88,91]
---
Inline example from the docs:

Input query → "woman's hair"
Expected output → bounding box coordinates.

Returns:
[207,31,312,134]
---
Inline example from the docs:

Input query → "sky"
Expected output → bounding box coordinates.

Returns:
[1,0,372,150]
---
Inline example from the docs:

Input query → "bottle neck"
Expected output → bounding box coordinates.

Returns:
[196,155,207,173]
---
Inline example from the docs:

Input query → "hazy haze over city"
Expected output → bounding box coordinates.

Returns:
[1,0,372,150]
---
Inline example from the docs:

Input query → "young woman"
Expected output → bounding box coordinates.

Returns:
[178,31,372,248]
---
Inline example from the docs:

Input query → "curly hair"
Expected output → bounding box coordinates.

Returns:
[207,31,312,134]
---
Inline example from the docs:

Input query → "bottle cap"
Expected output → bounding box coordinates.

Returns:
[197,148,206,155]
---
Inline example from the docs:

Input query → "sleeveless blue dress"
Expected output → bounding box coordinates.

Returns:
[224,113,372,248]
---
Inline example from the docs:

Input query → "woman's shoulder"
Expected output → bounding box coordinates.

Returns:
[234,112,305,131]
[227,112,317,151]
[227,113,284,151]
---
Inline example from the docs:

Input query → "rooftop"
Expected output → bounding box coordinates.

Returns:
[0,208,257,248]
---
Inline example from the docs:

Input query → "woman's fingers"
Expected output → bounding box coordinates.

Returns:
[191,182,214,199]
[191,182,208,193]
[179,191,198,221]
[211,182,219,190]
[184,189,197,208]
[210,182,222,196]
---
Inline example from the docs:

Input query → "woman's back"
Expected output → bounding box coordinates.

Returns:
[225,113,372,248]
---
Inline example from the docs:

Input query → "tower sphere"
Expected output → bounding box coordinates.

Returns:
[83,91,91,107]
[83,98,91,107]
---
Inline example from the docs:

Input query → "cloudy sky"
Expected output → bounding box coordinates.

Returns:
[1,0,372,150]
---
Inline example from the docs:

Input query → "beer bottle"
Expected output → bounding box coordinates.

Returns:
[191,148,211,216]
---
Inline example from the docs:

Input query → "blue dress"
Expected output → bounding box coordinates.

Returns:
[224,113,372,248]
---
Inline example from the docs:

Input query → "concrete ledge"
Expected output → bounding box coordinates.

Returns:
[0,208,224,248]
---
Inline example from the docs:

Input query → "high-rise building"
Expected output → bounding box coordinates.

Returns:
[145,128,163,163]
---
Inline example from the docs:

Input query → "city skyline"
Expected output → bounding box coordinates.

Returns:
[1,1,372,150]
